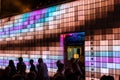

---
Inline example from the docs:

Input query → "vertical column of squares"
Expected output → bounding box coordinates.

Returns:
[90,31,96,80]
[112,27,120,79]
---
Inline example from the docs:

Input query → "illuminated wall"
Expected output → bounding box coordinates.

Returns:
[0,0,119,79]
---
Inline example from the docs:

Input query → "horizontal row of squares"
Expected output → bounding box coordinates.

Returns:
[85,51,120,57]
[86,57,120,63]
[86,67,120,73]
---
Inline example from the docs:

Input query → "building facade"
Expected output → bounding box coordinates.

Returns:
[0,0,120,79]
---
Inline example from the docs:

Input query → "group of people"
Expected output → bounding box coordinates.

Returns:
[0,57,84,80]
[0,57,49,80]
[53,58,84,80]
[0,56,116,80]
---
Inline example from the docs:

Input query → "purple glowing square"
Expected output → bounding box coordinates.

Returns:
[0,60,4,62]
[96,62,101,68]
[0,32,5,35]
[24,22,29,25]
[96,57,101,62]
[34,10,41,15]
[30,12,35,16]
[35,15,42,20]
[85,62,89,66]
[9,27,14,31]
[24,62,29,66]
[30,16,34,20]
[14,26,23,30]
[42,9,46,13]
[108,57,113,63]
[30,20,34,24]
[101,57,108,62]
[114,58,120,63]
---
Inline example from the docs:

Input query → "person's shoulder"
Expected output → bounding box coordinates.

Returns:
[54,72,60,77]
[23,62,26,65]
[43,63,47,65]
[54,72,64,80]
[37,64,41,67]
[17,63,19,65]
[33,64,35,67]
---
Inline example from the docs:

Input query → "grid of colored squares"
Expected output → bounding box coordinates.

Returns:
[0,0,116,78]
[0,0,114,42]
[85,27,120,80]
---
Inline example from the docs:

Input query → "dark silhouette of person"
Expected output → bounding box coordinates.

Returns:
[107,75,114,80]
[100,75,107,80]
[64,68,76,80]
[77,48,80,57]
[56,60,62,67]
[36,58,49,80]
[54,62,65,80]
[29,59,37,73]
[0,69,4,79]
[68,58,82,80]
[26,71,36,80]
[17,57,27,79]
[17,57,26,73]
[1,66,12,80]
[8,60,17,77]
[100,75,114,80]
[12,74,24,80]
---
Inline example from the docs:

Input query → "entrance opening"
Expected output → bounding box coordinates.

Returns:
[64,32,85,61]
[60,32,85,79]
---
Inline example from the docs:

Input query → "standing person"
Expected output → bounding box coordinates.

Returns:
[36,58,49,80]
[17,57,27,79]
[17,57,26,72]
[29,59,37,73]
[64,68,75,80]
[26,71,36,80]
[8,60,17,77]
[56,60,62,68]
[69,58,82,80]
[53,62,65,80]
[1,66,12,80]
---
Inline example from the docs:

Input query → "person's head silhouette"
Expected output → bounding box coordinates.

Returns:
[107,75,114,80]
[29,59,34,65]
[18,57,23,63]
[100,75,114,80]
[9,60,15,66]
[100,75,107,80]
[38,58,43,64]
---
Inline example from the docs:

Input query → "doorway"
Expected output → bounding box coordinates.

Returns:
[60,32,85,79]
[62,32,85,63]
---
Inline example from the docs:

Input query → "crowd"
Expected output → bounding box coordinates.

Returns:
[0,57,116,80]
[0,57,114,80]
[0,57,84,80]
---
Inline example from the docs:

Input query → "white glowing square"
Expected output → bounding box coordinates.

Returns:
[22,54,28,58]
[29,28,34,32]
[101,68,109,73]
[60,10,66,14]
[100,40,108,46]
[113,46,120,51]
[85,57,90,61]
[35,27,43,31]
[18,37,23,40]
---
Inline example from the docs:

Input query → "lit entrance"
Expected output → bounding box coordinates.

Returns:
[60,32,85,79]
[62,32,85,62]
